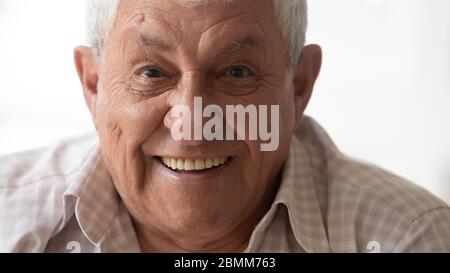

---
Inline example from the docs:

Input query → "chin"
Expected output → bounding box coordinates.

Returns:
[145,190,245,236]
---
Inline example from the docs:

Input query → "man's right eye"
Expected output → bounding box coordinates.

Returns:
[138,67,165,79]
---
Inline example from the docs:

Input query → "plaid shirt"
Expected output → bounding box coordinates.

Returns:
[1,116,449,253]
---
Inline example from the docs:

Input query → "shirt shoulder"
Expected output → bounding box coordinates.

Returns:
[0,133,98,187]
[297,116,450,252]
[327,157,450,252]
[329,156,449,221]
[0,133,99,252]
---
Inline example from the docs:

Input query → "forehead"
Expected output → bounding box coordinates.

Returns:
[112,0,279,48]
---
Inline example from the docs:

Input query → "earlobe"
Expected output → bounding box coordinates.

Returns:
[74,46,99,119]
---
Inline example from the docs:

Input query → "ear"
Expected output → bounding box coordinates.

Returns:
[293,44,322,125]
[74,46,99,121]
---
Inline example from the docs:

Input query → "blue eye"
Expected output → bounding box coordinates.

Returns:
[225,66,251,78]
[139,68,164,78]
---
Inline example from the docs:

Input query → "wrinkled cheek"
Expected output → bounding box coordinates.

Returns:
[97,120,144,195]
[97,114,145,193]
[98,99,168,194]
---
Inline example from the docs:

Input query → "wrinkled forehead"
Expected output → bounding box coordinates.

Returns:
[110,0,280,52]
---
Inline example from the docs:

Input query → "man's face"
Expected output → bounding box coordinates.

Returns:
[91,0,299,248]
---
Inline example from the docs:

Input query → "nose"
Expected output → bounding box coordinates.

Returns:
[164,71,208,146]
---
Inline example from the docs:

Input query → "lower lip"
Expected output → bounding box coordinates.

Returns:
[153,157,233,182]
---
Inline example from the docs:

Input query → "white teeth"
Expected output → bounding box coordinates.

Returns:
[177,159,184,170]
[171,158,177,170]
[213,158,220,167]
[161,157,229,171]
[195,159,205,170]
[205,159,213,169]
[184,159,195,171]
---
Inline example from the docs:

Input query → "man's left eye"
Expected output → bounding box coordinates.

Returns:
[139,68,165,78]
[224,66,252,78]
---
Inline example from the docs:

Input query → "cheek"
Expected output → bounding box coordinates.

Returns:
[99,94,169,146]
[95,92,169,180]
[276,81,296,134]
[243,87,295,187]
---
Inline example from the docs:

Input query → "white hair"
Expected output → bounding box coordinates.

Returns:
[86,0,307,65]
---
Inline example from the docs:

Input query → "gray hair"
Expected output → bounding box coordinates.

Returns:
[86,0,307,65]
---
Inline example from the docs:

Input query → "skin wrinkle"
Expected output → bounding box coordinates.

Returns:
[200,15,269,65]
[75,0,321,252]
[134,4,185,44]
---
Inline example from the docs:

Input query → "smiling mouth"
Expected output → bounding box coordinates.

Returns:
[159,156,230,172]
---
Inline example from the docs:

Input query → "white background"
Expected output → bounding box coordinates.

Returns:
[0,0,449,203]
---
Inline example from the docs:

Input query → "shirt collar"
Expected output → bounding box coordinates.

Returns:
[248,116,332,253]
[274,133,330,252]
[63,143,138,250]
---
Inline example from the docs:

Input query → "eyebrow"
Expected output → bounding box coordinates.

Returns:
[138,34,263,55]
[139,34,174,51]
[219,35,263,55]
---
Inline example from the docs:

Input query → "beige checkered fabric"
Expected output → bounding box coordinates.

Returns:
[1,116,449,253]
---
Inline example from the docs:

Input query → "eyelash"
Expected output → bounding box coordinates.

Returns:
[132,62,257,81]
[223,65,251,77]
[135,66,167,79]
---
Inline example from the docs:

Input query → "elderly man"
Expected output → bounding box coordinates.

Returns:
[1,0,449,253]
